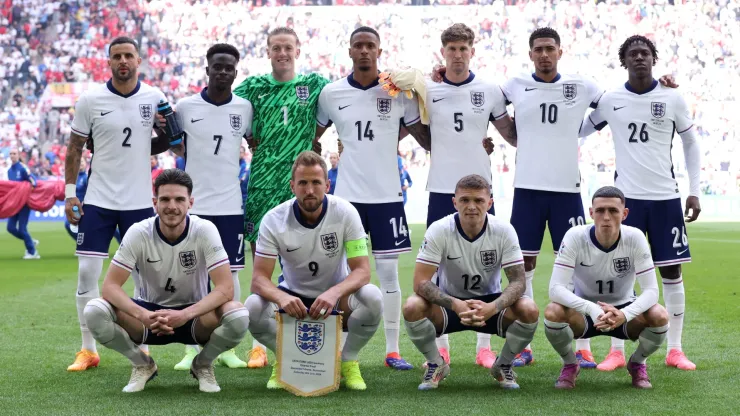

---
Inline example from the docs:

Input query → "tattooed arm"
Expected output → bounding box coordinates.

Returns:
[413,262,470,315]
[403,122,431,152]
[491,115,517,148]
[493,263,526,312]
[64,132,87,223]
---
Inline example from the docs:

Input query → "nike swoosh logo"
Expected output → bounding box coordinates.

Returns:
[146,258,161,263]
[191,118,204,123]
[579,262,593,267]
[677,248,689,255]
[525,87,537,91]
[338,105,351,110]
[613,106,626,111]
[77,290,90,296]
[432,98,445,103]
[259,93,269,99]
[673,313,684,317]
[394,239,407,246]
[235,256,244,262]
[446,255,461,260]
[101,111,113,116]
[287,247,300,252]
[385,290,399,294]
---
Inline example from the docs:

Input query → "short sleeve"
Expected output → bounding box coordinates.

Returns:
[243,100,254,138]
[200,221,229,271]
[499,222,524,268]
[632,231,655,276]
[500,78,515,105]
[674,93,694,134]
[111,227,141,272]
[342,201,367,242]
[489,84,509,120]
[70,93,91,138]
[584,76,605,108]
[316,87,332,128]
[402,93,421,126]
[255,214,280,259]
[416,223,444,267]
[553,228,579,270]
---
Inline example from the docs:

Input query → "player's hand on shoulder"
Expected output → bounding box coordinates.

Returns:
[64,197,83,223]
[685,196,701,222]
[482,137,495,155]
[431,64,446,83]
[658,74,679,88]
[308,289,339,320]
[279,295,307,319]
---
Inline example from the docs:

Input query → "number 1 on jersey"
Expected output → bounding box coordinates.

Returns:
[282,106,288,126]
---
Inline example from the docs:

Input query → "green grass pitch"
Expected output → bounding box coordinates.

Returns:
[1,222,739,415]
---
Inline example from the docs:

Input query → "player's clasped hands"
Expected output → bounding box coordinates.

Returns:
[594,301,626,332]
[149,309,189,336]
[460,299,498,327]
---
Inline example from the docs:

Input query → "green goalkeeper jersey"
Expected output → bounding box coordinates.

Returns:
[233,73,330,192]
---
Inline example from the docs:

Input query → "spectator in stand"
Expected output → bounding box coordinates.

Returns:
[150,155,163,192]
[328,151,339,195]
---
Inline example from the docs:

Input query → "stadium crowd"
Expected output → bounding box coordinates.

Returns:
[1,0,738,195]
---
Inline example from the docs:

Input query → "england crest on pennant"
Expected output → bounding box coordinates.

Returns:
[651,102,666,118]
[320,232,338,252]
[480,250,497,267]
[563,84,577,100]
[139,104,153,120]
[179,250,197,269]
[295,321,324,355]
[470,91,485,107]
[296,85,310,101]
[377,98,392,114]
[613,257,631,274]
[229,114,242,130]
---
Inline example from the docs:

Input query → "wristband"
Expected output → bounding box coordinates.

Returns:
[65,184,77,199]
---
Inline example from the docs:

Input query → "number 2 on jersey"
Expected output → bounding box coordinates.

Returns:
[122,127,132,147]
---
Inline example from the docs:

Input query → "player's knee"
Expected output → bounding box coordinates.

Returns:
[355,284,383,317]
[544,302,567,322]
[514,298,540,323]
[658,265,681,280]
[245,294,270,321]
[645,304,669,327]
[83,298,115,341]
[402,295,429,322]
[219,306,250,340]
[524,256,537,272]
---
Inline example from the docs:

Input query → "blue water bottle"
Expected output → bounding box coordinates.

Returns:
[70,205,81,233]
[157,99,184,146]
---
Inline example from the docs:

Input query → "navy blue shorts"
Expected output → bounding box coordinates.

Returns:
[624,198,691,267]
[76,205,154,257]
[426,192,495,228]
[351,201,411,256]
[133,298,199,346]
[578,301,633,340]
[440,293,507,336]
[197,214,246,271]
[510,188,585,256]
[277,287,341,311]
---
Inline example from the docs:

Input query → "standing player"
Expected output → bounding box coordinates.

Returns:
[64,36,171,371]
[246,151,382,390]
[6,147,39,259]
[171,43,253,370]
[544,186,668,389]
[232,27,330,368]
[404,175,538,390]
[315,26,432,370]
[579,36,700,371]
[82,170,250,393]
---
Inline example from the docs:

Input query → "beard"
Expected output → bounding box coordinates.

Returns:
[298,197,322,213]
[112,68,135,82]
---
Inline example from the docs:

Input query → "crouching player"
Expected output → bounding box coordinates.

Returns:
[544,186,669,389]
[403,174,539,390]
[245,151,382,391]
[83,169,249,393]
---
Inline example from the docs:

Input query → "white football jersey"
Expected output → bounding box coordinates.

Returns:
[554,224,655,305]
[425,73,508,193]
[111,215,230,307]
[175,89,253,215]
[316,75,421,203]
[586,82,695,200]
[71,80,166,210]
[256,194,367,298]
[417,214,524,298]
[501,73,604,193]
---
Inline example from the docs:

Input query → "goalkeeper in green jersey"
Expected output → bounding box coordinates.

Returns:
[232,27,330,370]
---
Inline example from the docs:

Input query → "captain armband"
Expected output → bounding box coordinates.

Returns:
[345,238,368,259]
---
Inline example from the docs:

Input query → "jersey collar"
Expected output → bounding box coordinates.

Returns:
[155,215,190,246]
[443,71,475,86]
[200,88,233,106]
[106,79,141,98]
[531,73,562,83]
[293,196,329,229]
[624,79,658,95]
[454,213,488,243]
[347,72,380,90]
[589,225,621,253]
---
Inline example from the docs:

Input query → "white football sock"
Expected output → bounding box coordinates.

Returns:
[523,268,535,352]
[375,256,401,355]
[196,308,250,367]
[406,318,443,366]
[498,321,538,366]
[476,333,491,353]
[342,285,382,361]
[663,277,685,351]
[575,339,591,352]
[252,339,266,350]
[611,338,625,353]
[231,271,241,302]
[544,319,577,365]
[76,256,103,353]
[435,334,450,350]
[630,324,669,364]
[245,294,276,353]
[84,298,148,366]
